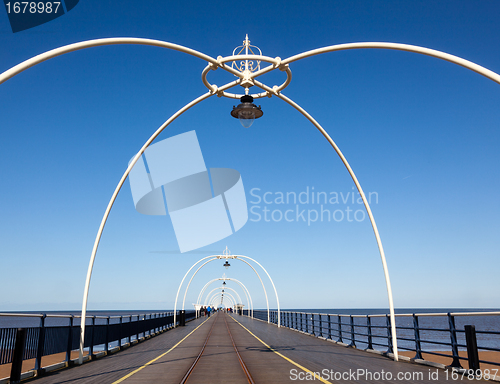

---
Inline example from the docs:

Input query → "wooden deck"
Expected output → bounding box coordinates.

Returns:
[22,313,489,383]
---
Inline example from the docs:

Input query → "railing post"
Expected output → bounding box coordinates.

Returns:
[328,315,332,340]
[349,315,356,347]
[337,315,342,343]
[66,315,74,363]
[129,315,132,343]
[386,314,393,354]
[136,315,140,340]
[35,314,46,373]
[105,316,110,353]
[10,328,27,384]
[305,314,308,333]
[413,314,423,360]
[448,313,462,368]
[319,314,323,337]
[311,314,315,335]
[119,316,123,348]
[90,316,95,358]
[465,325,480,371]
[367,315,373,350]
[179,310,186,326]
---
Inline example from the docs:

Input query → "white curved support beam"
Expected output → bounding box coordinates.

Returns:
[208,291,236,306]
[203,287,241,307]
[255,78,398,359]
[173,256,217,327]
[0,38,242,364]
[205,288,228,305]
[0,38,220,85]
[236,255,281,328]
[182,259,218,310]
[79,77,240,365]
[280,42,500,85]
[210,294,234,308]
[78,91,214,364]
[220,293,237,307]
[180,255,270,323]
[249,41,500,361]
[234,258,270,323]
[203,287,242,306]
[197,278,253,317]
[197,278,225,304]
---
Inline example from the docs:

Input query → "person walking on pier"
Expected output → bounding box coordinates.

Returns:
[207,306,211,317]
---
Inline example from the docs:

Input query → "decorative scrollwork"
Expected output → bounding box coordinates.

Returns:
[231,34,262,73]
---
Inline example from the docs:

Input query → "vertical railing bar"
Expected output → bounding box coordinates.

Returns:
[367,315,373,350]
[349,315,356,347]
[448,313,462,368]
[337,315,342,343]
[413,314,423,360]
[105,316,110,354]
[89,316,95,358]
[386,314,393,354]
[319,314,323,337]
[328,314,332,340]
[65,315,74,363]
[119,316,123,348]
[35,314,46,373]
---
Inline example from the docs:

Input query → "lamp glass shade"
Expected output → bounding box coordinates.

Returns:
[238,110,255,128]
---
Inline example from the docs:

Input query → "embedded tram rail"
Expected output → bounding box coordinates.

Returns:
[180,312,254,384]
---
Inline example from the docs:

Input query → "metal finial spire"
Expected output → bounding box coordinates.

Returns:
[231,35,262,74]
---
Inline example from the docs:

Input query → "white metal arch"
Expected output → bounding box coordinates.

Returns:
[203,287,242,306]
[197,278,253,316]
[197,279,247,307]
[233,255,280,327]
[181,256,270,319]
[3,39,500,363]
[208,291,237,308]
[175,254,273,326]
[210,294,234,308]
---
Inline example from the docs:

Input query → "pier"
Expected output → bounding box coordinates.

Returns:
[1,28,500,384]
[1,311,500,383]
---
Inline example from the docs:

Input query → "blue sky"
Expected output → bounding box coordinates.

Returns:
[1,0,499,312]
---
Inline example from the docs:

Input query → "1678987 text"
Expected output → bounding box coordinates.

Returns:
[5,2,61,14]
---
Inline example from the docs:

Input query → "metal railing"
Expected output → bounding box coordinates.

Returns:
[253,310,500,370]
[0,310,195,376]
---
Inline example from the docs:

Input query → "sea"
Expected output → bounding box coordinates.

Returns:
[1,308,499,352]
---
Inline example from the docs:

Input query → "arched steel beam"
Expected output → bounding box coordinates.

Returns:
[197,278,253,316]
[203,287,241,306]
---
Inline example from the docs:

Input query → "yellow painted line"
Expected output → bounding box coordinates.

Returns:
[112,318,211,384]
[230,316,333,384]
